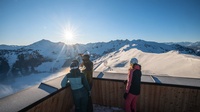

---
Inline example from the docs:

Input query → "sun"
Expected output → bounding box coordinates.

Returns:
[64,29,74,41]
[61,22,78,44]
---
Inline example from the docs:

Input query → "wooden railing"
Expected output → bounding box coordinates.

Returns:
[20,86,74,112]
[20,78,200,112]
[92,78,200,112]
[91,78,125,108]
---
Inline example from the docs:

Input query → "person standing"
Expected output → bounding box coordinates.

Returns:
[80,54,93,112]
[80,54,93,88]
[61,60,91,112]
[124,58,142,112]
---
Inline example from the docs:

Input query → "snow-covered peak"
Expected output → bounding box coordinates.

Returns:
[27,39,58,50]
[0,45,23,50]
[84,39,196,56]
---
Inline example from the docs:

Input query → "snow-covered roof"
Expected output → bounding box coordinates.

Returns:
[0,75,65,112]
[0,84,49,112]
[153,75,200,87]
[93,71,154,82]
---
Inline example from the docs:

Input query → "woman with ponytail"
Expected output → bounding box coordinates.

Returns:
[124,58,142,112]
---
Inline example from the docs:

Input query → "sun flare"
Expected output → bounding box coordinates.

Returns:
[61,22,78,44]
[64,29,74,41]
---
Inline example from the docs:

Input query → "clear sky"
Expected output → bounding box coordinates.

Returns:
[0,0,200,45]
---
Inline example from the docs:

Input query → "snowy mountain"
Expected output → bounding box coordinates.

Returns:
[173,41,200,47]
[166,41,200,56]
[183,42,200,56]
[94,48,200,78]
[0,45,23,50]
[0,39,199,81]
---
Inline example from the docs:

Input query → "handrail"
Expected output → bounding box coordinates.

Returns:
[93,77,200,89]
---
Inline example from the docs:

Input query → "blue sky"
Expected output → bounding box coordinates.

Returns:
[0,0,200,45]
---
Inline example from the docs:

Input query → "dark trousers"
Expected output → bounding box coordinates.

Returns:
[72,87,88,112]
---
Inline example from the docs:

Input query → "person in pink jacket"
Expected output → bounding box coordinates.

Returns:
[124,58,142,112]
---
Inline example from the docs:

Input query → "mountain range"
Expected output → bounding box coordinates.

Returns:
[0,39,200,81]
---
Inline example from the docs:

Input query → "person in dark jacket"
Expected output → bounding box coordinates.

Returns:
[80,54,93,88]
[80,54,94,112]
[61,60,91,112]
[124,58,142,112]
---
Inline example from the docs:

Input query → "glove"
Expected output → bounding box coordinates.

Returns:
[123,93,128,99]
[88,91,91,96]
[124,80,127,85]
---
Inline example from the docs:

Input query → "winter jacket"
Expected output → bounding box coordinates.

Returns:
[61,69,90,91]
[125,64,142,95]
[61,69,90,112]
[81,60,93,87]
